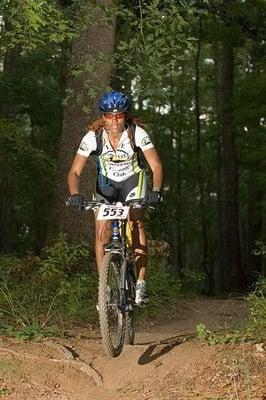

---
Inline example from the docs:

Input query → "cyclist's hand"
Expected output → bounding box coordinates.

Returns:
[66,194,85,210]
[144,190,162,205]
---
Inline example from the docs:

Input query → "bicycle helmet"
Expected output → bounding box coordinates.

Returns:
[99,90,130,113]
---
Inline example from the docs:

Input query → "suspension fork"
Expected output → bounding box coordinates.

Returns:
[119,220,128,306]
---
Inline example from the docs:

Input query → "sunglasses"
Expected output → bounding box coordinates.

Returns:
[104,112,125,120]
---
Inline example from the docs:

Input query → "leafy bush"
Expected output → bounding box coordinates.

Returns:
[180,268,206,294]
[38,233,92,280]
[246,277,266,340]
[0,234,98,338]
[57,273,98,320]
[196,278,266,345]
[139,254,182,319]
[196,323,242,345]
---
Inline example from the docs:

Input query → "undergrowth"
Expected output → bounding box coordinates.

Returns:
[0,234,98,339]
[196,277,266,345]
[1,234,264,342]
[0,235,182,338]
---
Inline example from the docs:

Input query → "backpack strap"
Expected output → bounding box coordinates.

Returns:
[90,127,103,156]
[127,123,138,152]
[127,123,146,169]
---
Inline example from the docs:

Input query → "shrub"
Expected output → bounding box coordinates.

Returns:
[38,233,92,280]
[0,234,98,338]
[139,254,182,319]
[246,277,266,340]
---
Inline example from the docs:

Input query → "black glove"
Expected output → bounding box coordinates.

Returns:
[144,190,162,205]
[66,194,85,210]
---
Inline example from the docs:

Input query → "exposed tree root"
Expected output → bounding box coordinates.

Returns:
[0,343,103,386]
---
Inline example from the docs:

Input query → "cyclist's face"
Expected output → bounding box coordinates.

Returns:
[103,112,126,133]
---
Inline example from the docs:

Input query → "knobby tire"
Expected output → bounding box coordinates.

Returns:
[124,268,136,345]
[98,252,125,357]
[125,310,135,345]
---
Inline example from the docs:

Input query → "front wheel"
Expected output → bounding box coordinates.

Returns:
[124,264,136,345]
[98,252,125,357]
[125,309,135,345]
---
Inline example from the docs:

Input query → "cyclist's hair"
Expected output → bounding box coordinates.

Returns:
[88,116,145,144]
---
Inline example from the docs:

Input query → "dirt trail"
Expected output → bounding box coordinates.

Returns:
[0,298,265,400]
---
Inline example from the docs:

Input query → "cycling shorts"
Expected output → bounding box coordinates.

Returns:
[94,170,146,204]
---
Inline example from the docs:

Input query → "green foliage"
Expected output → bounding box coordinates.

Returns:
[39,233,91,279]
[58,274,98,320]
[149,261,182,303]
[181,269,206,294]
[4,323,62,341]
[196,323,242,345]
[0,0,265,298]
[196,278,266,345]
[116,0,199,97]
[0,236,184,334]
[0,235,98,338]
[0,120,55,173]
[0,0,76,54]
[246,277,266,340]
[0,119,55,252]
[139,255,182,319]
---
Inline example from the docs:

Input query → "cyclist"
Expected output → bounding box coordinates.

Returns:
[67,90,163,305]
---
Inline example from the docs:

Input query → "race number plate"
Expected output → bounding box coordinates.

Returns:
[97,204,129,220]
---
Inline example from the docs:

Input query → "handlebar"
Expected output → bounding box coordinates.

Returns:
[82,199,155,211]
[66,198,155,211]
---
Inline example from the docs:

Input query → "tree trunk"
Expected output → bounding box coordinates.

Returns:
[0,48,21,252]
[213,41,227,293]
[220,41,245,291]
[49,1,116,243]
[194,20,211,292]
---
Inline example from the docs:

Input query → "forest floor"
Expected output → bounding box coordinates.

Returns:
[0,297,265,400]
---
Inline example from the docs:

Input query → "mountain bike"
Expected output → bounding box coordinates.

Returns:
[82,199,150,357]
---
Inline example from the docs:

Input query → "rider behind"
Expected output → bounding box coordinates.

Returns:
[67,91,163,305]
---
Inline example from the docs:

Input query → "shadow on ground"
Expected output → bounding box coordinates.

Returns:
[137,333,196,365]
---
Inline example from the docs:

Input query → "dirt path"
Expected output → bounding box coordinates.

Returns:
[0,298,265,400]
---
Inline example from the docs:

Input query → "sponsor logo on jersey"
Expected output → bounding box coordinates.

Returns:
[79,142,88,151]
[141,137,151,146]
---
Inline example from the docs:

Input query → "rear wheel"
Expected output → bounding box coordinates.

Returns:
[98,252,125,357]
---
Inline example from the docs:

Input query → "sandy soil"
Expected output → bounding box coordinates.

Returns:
[0,298,265,400]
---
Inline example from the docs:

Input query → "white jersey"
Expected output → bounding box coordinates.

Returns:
[77,125,154,182]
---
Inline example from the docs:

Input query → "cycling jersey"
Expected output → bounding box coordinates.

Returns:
[77,125,154,182]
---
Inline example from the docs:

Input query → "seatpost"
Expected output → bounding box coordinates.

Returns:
[112,220,119,241]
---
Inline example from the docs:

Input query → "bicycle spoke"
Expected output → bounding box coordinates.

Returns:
[98,253,125,357]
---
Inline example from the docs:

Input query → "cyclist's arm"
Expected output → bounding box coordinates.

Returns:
[142,148,163,191]
[67,154,88,195]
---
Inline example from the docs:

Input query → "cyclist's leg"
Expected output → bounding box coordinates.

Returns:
[94,175,118,273]
[95,218,111,273]
[129,213,147,281]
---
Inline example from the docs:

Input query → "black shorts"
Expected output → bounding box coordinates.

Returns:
[95,170,146,204]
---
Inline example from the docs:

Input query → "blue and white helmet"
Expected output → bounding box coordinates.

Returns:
[99,90,130,113]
